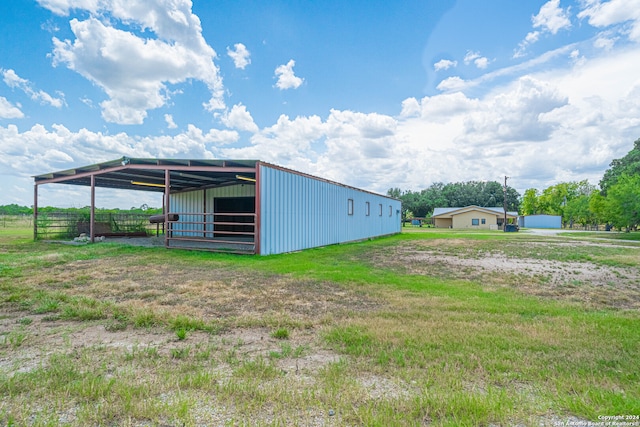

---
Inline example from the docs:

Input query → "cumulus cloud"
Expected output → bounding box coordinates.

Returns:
[0,122,238,180]
[578,0,640,42]
[399,98,421,118]
[227,43,251,69]
[533,0,571,34]
[2,69,64,108]
[164,114,177,129]
[594,34,617,50]
[433,59,457,71]
[436,76,468,92]
[402,92,480,120]
[514,0,571,58]
[42,0,224,125]
[0,97,24,119]
[461,76,568,144]
[274,60,304,90]
[221,114,324,166]
[220,103,259,133]
[464,51,490,69]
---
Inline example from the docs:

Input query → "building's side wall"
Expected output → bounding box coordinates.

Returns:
[259,165,401,255]
[170,185,256,237]
[434,218,452,228]
[451,210,498,229]
[522,214,561,229]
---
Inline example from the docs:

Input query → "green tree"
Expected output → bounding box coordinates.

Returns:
[520,189,539,215]
[589,191,608,228]
[600,138,640,195]
[604,173,640,230]
[386,188,402,199]
[0,204,33,215]
[564,181,597,227]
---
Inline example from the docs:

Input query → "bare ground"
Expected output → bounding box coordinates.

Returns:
[367,238,640,309]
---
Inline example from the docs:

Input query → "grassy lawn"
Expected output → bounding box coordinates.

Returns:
[0,223,639,426]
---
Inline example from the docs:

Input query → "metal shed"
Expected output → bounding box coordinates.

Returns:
[33,157,401,255]
[518,214,562,229]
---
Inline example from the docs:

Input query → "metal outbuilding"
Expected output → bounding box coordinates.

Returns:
[518,214,562,229]
[33,158,401,255]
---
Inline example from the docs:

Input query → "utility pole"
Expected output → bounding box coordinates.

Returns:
[503,175,509,231]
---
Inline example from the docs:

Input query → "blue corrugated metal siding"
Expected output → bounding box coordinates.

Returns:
[521,214,561,229]
[259,165,401,255]
[171,190,204,237]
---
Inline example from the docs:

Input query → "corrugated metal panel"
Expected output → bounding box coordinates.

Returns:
[521,214,561,229]
[170,190,204,237]
[259,164,401,255]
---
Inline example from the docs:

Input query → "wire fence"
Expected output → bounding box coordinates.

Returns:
[0,215,32,229]
[34,212,155,240]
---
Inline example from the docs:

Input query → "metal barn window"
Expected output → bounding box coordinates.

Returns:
[389,205,392,216]
[472,218,479,226]
[379,204,383,216]
[481,218,486,224]
[365,202,370,216]
[348,199,354,215]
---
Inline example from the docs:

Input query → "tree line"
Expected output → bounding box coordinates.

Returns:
[389,137,640,231]
[387,181,521,221]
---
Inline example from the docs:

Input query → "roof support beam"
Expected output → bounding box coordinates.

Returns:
[34,165,256,186]
[164,168,170,249]
[90,174,96,243]
[33,184,38,241]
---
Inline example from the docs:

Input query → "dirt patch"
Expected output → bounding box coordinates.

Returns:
[369,240,640,309]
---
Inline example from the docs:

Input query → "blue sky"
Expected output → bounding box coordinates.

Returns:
[1,0,640,208]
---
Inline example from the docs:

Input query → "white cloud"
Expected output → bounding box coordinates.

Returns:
[164,114,177,129]
[2,69,65,108]
[436,76,468,92]
[533,0,572,34]
[0,97,24,119]
[569,49,586,65]
[433,59,457,71]
[227,43,251,69]
[44,0,224,125]
[578,0,640,42]
[221,114,324,167]
[220,104,259,133]
[463,51,480,64]
[473,57,490,69]
[0,122,238,183]
[450,44,576,93]
[594,34,617,50]
[514,0,571,58]
[274,60,304,90]
[404,92,480,120]
[526,31,541,44]
[464,51,490,69]
[399,98,421,118]
[461,76,568,144]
